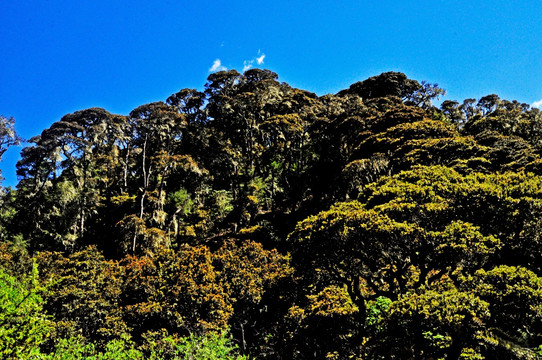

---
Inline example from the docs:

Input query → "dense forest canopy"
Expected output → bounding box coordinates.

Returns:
[1,69,542,359]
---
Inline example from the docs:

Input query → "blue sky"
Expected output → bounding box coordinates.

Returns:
[1,0,541,186]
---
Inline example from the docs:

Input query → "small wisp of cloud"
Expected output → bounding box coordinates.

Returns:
[209,59,227,72]
[533,99,542,109]
[211,51,266,73]
[242,51,266,72]
[243,60,253,72]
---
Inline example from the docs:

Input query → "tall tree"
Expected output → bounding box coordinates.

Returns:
[15,108,125,251]
[0,115,21,180]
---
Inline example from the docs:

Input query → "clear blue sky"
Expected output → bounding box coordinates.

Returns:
[1,1,541,186]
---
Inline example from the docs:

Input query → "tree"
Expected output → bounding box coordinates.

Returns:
[36,247,126,348]
[338,72,421,100]
[284,285,361,359]
[213,239,292,353]
[15,108,126,252]
[338,72,444,110]
[123,102,188,253]
[406,80,446,109]
[441,100,466,126]
[472,266,542,352]
[289,201,420,316]
[477,94,501,116]
[288,165,542,357]
[121,245,232,338]
[370,286,491,359]
[0,115,21,181]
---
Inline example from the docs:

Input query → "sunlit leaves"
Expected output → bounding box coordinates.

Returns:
[473,265,542,346]
[0,264,50,359]
[373,288,490,359]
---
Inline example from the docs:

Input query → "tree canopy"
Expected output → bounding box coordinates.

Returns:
[1,69,542,359]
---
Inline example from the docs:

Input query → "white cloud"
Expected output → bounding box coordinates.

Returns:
[533,99,542,109]
[209,59,227,72]
[243,60,253,72]
[241,51,267,73]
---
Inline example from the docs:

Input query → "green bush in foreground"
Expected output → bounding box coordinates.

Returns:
[43,331,247,360]
[0,264,50,359]
[0,264,246,359]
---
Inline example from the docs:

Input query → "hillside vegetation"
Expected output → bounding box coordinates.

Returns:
[1,69,542,359]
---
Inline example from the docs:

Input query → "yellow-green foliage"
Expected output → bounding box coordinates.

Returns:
[0,263,50,359]
[7,70,542,359]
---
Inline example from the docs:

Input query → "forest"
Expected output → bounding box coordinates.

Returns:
[1,69,542,359]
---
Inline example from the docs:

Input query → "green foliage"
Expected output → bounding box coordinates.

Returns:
[371,287,490,359]
[0,263,50,359]
[6,70,542,359]
[0,188,19,243]
[41,331,246,359]
[284,285,361,359]
[472,265,542,347]
[41,335,143,360]
[164,331,248,360]
[210,189,234,220]
[169,188,194,217]
[366,296,392,327]
[36,247,126,347]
